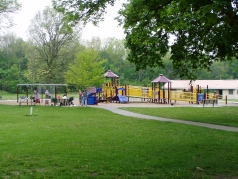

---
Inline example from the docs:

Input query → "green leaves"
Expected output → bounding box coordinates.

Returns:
[53,0,238,79]
[27,7,78,83]
[65,48,107,89]
[118,0,238,79]
[53,0,116,25]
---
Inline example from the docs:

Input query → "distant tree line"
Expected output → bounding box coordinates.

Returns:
[1,32,238,94]
[0,6,238,93]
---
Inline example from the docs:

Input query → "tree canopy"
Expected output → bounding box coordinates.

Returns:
[0,0,21,29]
[65,48,107,89]
[52,0,116,26]
[53,0,238,79]
[26,7,80,83]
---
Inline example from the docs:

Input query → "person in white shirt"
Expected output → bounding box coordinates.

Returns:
[35,91,40,104]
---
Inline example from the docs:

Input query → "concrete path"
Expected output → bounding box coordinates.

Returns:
[91,105,238,133]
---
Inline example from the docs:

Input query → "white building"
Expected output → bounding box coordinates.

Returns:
[166,80,238,99]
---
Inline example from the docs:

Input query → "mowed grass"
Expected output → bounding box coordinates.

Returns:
[0,105,238,178]
[0,91,23,100]
[120,106,238,127]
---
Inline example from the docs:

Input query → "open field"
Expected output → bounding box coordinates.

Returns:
[0,104,238,178]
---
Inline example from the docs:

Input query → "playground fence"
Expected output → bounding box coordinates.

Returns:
[170,91,197,103]
[126,85,153,99]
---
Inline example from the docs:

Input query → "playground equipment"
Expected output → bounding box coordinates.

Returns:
[86,87,100,105]
[98,70,218,105]
[169,84,217,104]
[99,72,172,104]
[151,74,171,103]
[17,84,68,106]
[100,70,123,103]
[104,70,119,87]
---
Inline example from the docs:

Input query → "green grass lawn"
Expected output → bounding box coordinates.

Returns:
[120,106,238,127]
[0,105,238,178]
[0,91,21,100]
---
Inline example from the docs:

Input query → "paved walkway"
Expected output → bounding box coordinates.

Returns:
[91,103,238,133]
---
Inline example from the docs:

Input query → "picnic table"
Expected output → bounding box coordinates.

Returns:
[201,99,218,107]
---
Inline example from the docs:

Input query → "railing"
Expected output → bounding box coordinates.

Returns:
[126,85,153,98]
[170,91,197,102]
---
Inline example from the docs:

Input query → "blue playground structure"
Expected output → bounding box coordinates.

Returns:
[118,94,128,103]
[117,87,128,103]
[87,88,102,105]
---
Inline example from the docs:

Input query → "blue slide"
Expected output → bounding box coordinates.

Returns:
[118,95,128,103]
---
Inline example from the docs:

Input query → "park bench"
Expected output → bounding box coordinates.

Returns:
[19,96,28,105]
[201,99,218,107]
[19,96,41,106]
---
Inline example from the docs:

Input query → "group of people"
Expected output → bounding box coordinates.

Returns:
[33,89,88,106]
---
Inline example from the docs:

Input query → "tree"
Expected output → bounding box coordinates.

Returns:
[101,38,127,74]
[52,0,116,26]
[0,33,20,69]
[0,33,29,91]
[65,48,107,89]
[26,7,81,83]
[0,0,21,29]
[84,36,102,51]
[53,0,238,79]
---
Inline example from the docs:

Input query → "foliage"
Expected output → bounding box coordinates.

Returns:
[1,31,238,94]
[52,0,116,26]
[26,7,81,83]
[101,38,128,74]
[1,105,238,178]
[53,0,238,79]
[65,48,107,89]
[0,0,21,29]
[83,36,103,51]
[119,0,238,79]
[0,64,18,92]
[0,33,27,71]
[0,33,28,92]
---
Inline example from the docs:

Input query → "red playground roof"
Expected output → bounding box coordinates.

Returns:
[104,70,119,78]
[152,74,171,83]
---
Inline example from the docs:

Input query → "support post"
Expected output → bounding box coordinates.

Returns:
[26,86,28,105]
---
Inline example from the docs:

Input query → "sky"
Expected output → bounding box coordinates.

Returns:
[11,0,125,41]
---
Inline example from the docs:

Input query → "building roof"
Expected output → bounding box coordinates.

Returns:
[167,80,238,90]
[104,70,119,78]
[151,74,171,83]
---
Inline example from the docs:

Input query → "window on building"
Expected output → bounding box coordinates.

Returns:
[229,89,233,95]
[237,90,238,95]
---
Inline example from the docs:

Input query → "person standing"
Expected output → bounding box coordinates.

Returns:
[79,90,82,105]
[82,90,87,107]
[45,90,52,99]
[35,91,40,104]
